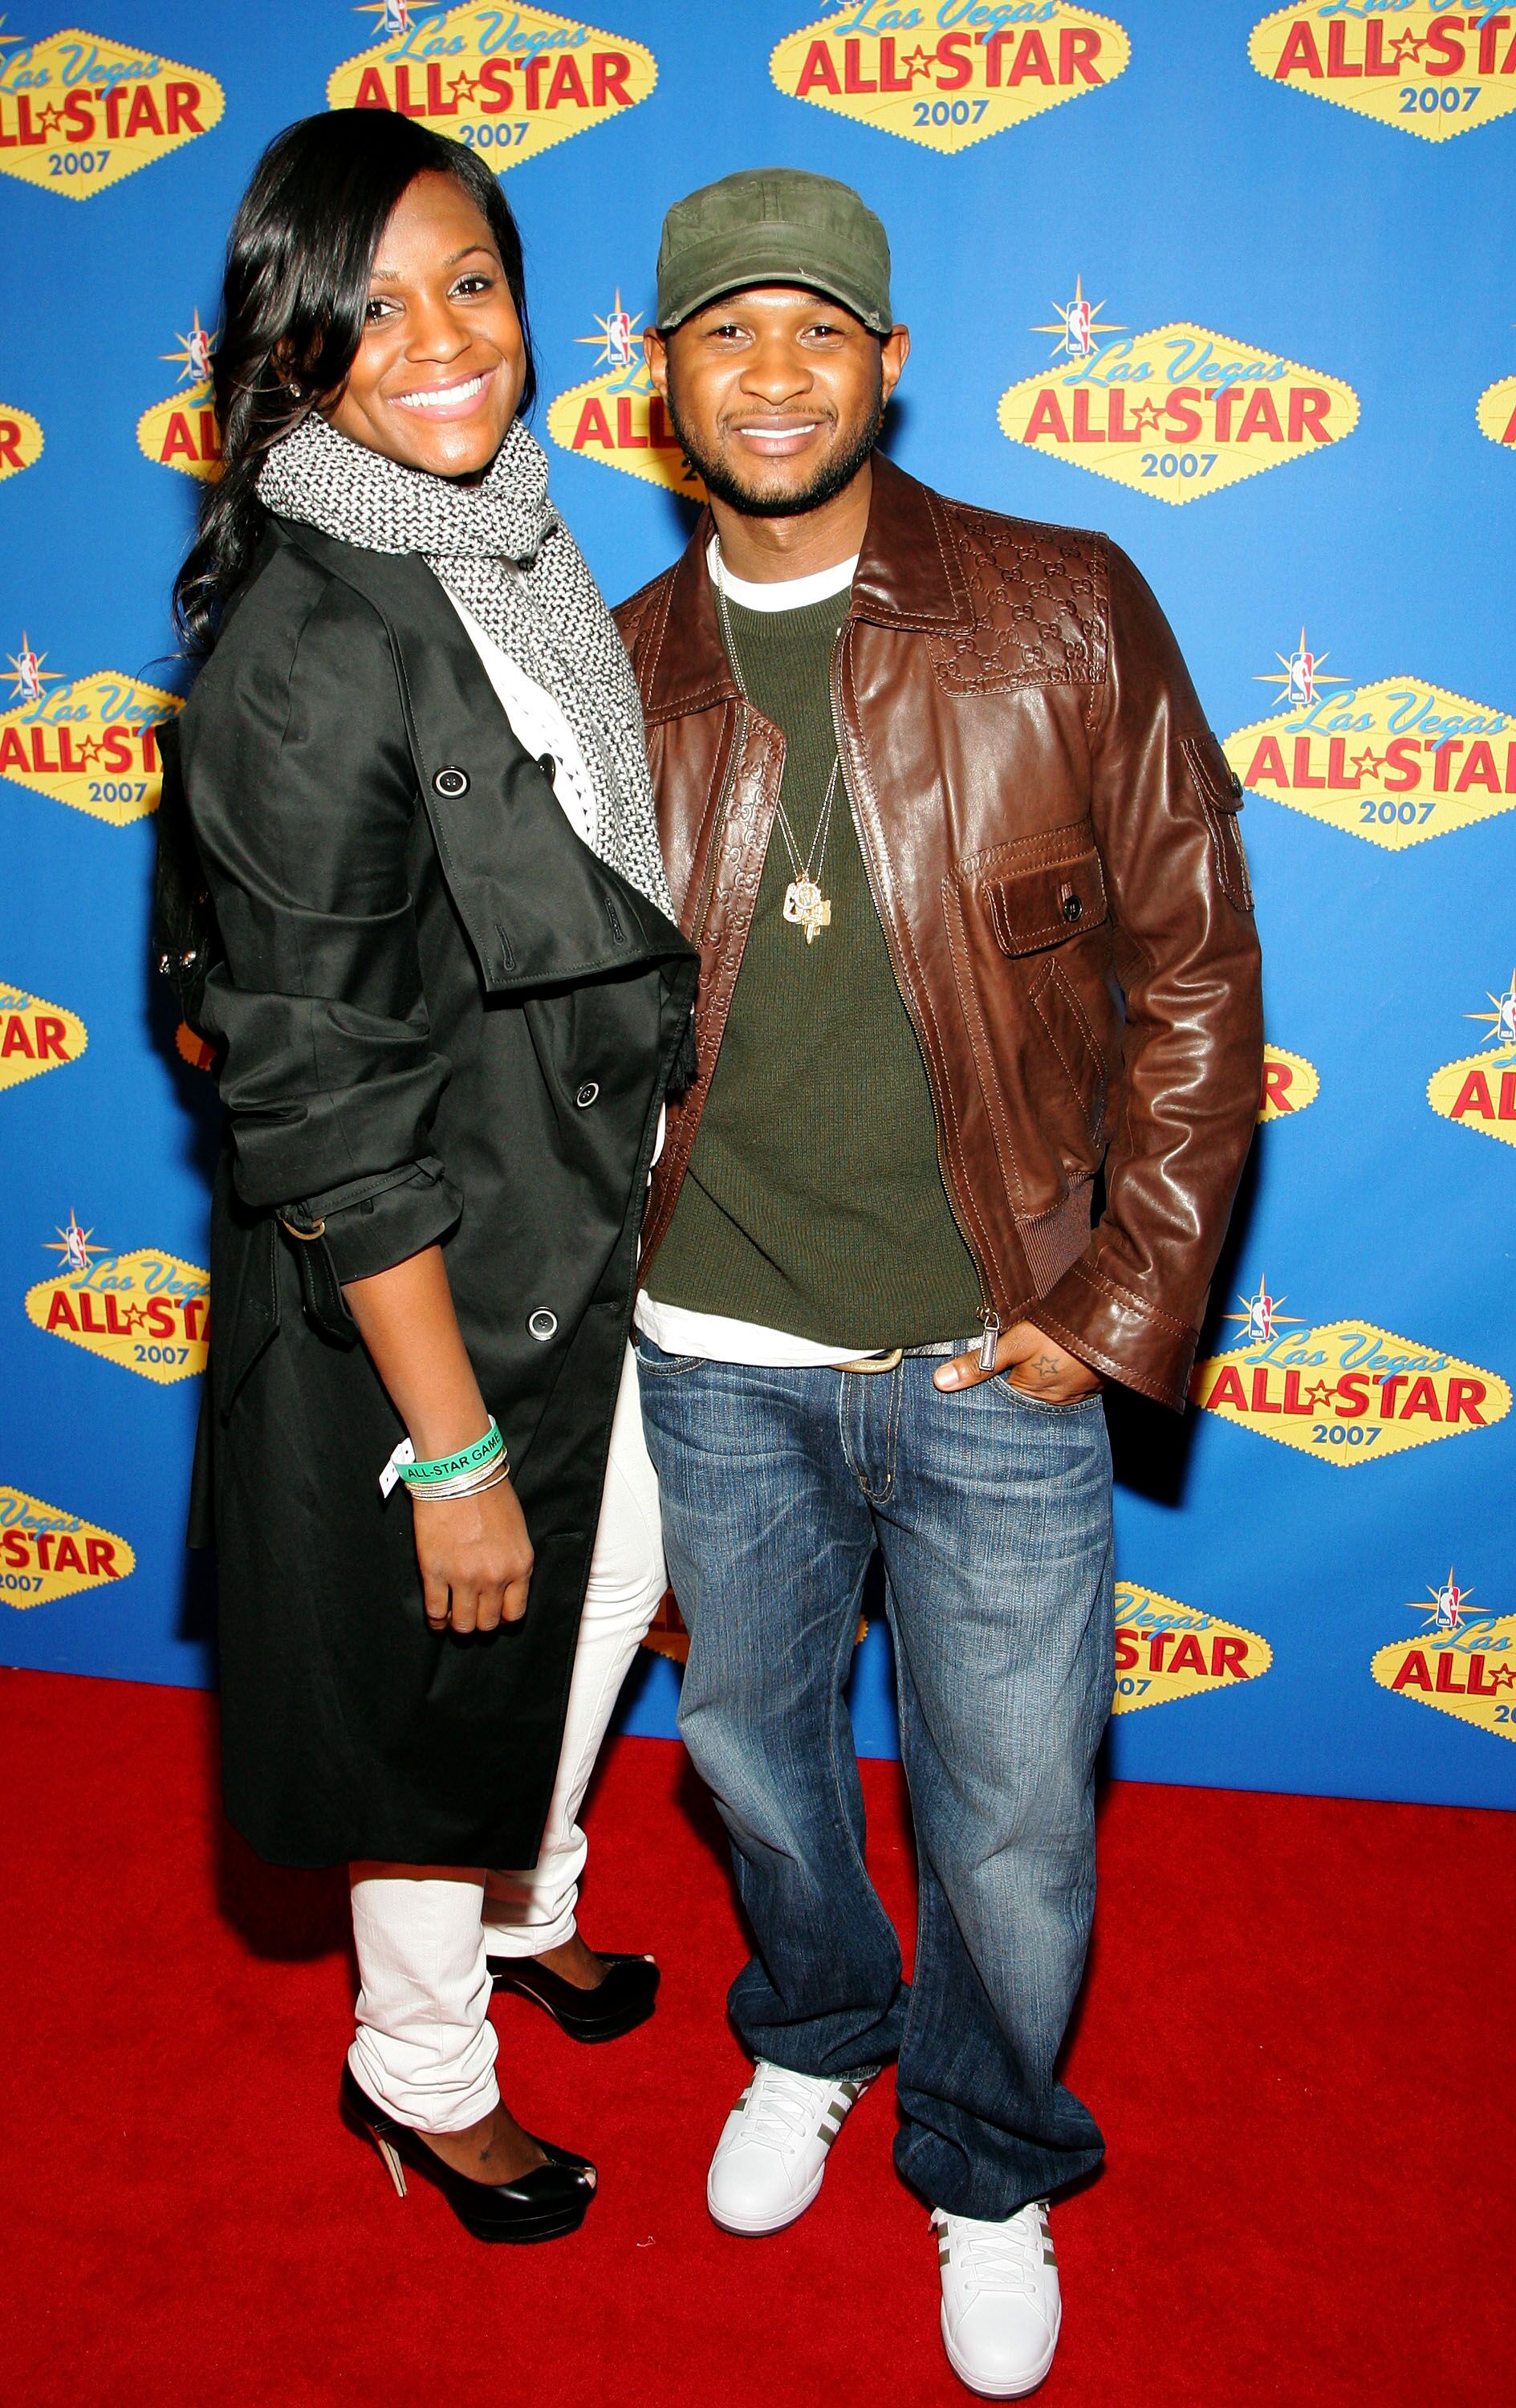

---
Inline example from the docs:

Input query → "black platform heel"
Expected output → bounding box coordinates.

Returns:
[339,2064,595,2243]
[488,1950,660,2044]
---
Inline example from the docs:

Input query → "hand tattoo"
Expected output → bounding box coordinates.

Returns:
[1032,1352,1060,1383]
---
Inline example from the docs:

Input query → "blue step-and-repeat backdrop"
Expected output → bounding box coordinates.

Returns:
[2,1,1512,1808]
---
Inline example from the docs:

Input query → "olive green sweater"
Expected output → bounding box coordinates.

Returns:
[644,581,983,1346]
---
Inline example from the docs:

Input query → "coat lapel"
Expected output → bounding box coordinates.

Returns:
[277,520,685,993]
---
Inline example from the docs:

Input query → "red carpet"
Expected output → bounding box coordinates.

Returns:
[0,1666,1508,2408]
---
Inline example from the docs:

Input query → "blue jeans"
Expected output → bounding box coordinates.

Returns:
[636,1337,1114,2221]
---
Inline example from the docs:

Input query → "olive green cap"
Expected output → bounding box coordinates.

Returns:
[654,167,892,336]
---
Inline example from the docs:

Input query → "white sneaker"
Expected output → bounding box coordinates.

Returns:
[933,2202,1062,2398]
[705,2061,869,2235]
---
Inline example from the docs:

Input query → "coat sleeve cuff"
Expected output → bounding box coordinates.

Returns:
[1032,1256,1198,1412]
[307,1159,462,1285]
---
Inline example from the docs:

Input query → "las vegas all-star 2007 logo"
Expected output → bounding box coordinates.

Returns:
[0,1484,132,1611]
[1,629,179,827]
[1112,1582,1271,1716]
[1251,2,1516,142]
[138,311,221,484]
[26,1211,209,1385]
[1191,1276,1510,1465]
[0,21,222,196]
[998,280,1357,503]
[1223,629,1516,849]
[771,2,1129,152]
[0,979,85,1095]
[1427,969,1516,1149]
[329,3,656,166]
[1372,1568,1516,1745]
[0,395,43,486]
[547,294,704,498]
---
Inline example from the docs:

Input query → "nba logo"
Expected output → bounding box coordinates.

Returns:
[14,635,43,706]
[1285,641,1318,707]
[380,0,413,32]
[1497,976,1516,1050]
[1064,295,1093,359]
[1431,1576,1468,1631]
[1242,1278,1277,1342]
[606,307,634,370]
[186,325,213,381]
[60,1213,90,1275]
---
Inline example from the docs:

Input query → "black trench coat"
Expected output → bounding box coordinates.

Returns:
[177,517,697,1870]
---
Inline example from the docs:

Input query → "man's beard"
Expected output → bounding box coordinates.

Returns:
[663,378,884,519]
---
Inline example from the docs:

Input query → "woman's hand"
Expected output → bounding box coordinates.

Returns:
[413,1477,534,1634]
[339,1245,535,1633]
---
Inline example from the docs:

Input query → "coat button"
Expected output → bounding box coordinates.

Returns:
[433,765,469,799]
[575,1081,599,1108]
[1061,891,1083,922]
[539,753,557,786]
[527,1308,558,1343]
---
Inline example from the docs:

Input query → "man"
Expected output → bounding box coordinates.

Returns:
[618,169,1262,2399]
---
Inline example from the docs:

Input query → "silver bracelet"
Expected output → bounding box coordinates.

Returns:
[405,1457,514,1503]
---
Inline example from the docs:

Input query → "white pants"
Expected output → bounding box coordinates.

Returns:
[348,1348,664,2131]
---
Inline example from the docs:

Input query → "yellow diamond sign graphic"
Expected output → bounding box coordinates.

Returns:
[138,377,222,483]
[1113,1582,1271,1714]
[0,1484,134,1609]
[771,4,1128,151]
[1224,676,1516,849]
[1373,1617,1516,1743]
[1251,3,1516,141]
[27,1243,209,1384]
[1192,1320,1510,1465]
[0,26,223,197]
[1427,995,1516,1149]
[547,363,705,498]
[1477,373,1516,450]
[0,401,43,487]
[998,321,1356,502]
[0,672,180,826]
[328,5,656,169]
[1260,1043,1319,1123]
[0,981,87,1096]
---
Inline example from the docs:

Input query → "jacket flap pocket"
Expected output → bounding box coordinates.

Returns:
[985,845,1108,958]
[1181,732,1254,909]
[1181,730,1244,813]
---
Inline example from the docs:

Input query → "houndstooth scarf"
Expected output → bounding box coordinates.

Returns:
[257,411,674,918]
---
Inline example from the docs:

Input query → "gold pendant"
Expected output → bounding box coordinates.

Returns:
[783,877,831,944]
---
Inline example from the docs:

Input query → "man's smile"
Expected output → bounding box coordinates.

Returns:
[726,415,828,456]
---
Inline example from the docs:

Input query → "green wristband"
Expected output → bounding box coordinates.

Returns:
[380,1418,506,1503]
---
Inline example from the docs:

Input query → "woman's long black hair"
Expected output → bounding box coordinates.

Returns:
[173,109,536,655]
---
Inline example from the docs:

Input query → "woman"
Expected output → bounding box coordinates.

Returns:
[165,112,696,2242]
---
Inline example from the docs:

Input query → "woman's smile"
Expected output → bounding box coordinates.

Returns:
[388,367,497,419]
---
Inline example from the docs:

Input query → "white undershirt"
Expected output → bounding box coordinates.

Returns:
[635,543,871,1370]
[446,591,598,847]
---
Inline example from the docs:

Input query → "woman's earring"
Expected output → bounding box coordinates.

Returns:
[288,379,304,401]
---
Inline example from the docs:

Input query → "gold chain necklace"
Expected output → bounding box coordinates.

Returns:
[713,552,839,946]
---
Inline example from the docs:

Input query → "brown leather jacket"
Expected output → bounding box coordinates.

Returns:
[615,456,1262,1409]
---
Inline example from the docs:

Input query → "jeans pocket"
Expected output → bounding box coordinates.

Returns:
[990,1375,1105,1413]
[632,1330,701,1377]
